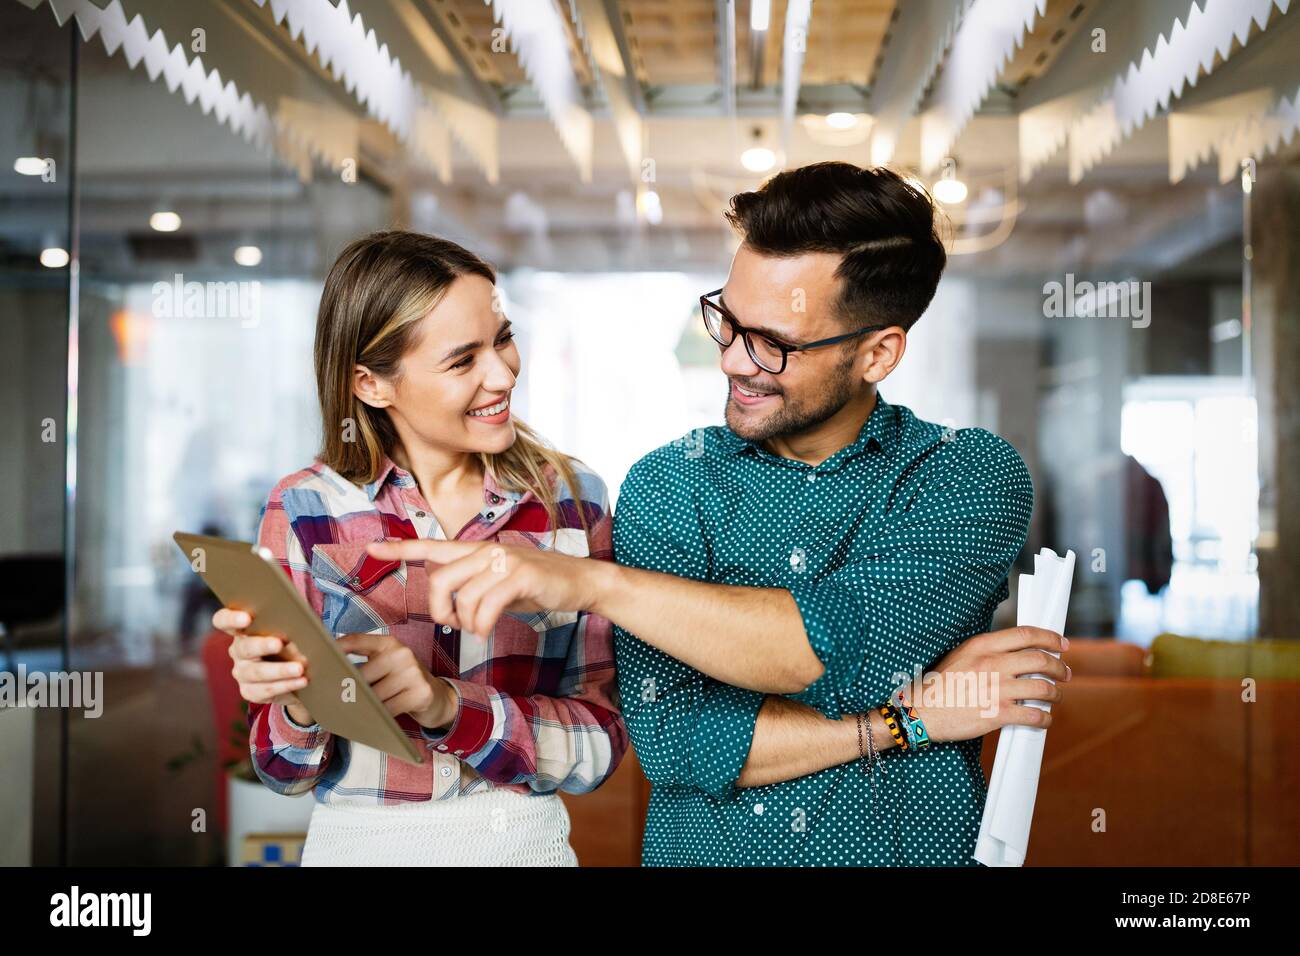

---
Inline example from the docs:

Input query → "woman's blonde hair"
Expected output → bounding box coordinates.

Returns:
[315,230,589,536]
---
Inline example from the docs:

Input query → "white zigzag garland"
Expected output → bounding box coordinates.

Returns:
[1213,86,1300,180]
[1167,88,1276,182]
[488,0,593,182]
[868,0,969,168]
[1068,0,1289,182]
[920,0,1046,172]
[17,0,433,184]
[20,0,278,157]
[251,0,497,182]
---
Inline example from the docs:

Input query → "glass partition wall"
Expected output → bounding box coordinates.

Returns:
[1,0,1294,868]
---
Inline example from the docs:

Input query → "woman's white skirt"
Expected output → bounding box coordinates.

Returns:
[299,789,579,867]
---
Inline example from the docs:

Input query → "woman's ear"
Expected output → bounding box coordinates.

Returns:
[861,327,907,385]
[353,364,393,409]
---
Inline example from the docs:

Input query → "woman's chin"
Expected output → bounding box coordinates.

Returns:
[462,419,517,454]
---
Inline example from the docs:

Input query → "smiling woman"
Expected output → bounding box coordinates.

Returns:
[211,230,628,866]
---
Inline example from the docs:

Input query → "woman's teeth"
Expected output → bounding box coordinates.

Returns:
[468,397,509,417]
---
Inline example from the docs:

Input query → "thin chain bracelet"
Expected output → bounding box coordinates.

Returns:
[856,710,882,805]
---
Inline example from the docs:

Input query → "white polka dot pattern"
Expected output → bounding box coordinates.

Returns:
[612,393,1033,866]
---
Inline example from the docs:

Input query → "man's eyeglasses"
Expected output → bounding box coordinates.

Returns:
[699,288,885,374]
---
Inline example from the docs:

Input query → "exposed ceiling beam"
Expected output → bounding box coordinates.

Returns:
[411,0,507,116]
[716,0,737,117]
[919,0,1046,173]
[867,0,967,167]
[574,0,646,183]
[601,0,648,114]
[780,0,813,155]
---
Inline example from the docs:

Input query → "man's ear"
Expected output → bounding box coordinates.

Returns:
[861,327,907,385]
[353,364,393,409]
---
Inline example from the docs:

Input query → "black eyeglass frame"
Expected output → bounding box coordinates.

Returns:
[699,288,886,374]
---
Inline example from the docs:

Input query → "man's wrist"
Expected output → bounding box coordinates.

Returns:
[584,555,632,619]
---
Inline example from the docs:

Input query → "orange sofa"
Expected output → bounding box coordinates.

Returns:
[563,639,1300,866]
[985,638,1300,866]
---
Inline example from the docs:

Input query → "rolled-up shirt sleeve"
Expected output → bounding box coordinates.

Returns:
[612,451,765,802]
[245,485,337,795]
[788,429,1034,719]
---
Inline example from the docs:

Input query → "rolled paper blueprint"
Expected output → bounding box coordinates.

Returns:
[974,547,1076,867]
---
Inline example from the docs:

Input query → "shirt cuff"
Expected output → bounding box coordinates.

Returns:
[691,682,765,801]
[786,582,869,720]
[418,679,495,758]
[271,702,330,750]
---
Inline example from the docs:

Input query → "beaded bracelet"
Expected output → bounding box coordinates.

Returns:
[891,687,931,751]
[879,703,909,751]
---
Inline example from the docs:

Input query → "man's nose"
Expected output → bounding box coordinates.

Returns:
[719,335,760,377]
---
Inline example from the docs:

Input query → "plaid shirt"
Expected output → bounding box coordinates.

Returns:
[247,455,627,806]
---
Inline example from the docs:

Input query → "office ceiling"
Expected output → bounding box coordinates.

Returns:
[4,0,1298,276]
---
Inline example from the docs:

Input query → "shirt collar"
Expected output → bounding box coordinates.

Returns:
[718,391,895,463]
[364,454,528,509]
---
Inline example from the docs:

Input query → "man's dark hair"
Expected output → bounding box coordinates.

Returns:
[725,161,947,331]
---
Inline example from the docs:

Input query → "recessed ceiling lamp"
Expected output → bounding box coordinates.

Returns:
[234,245,262,267]
[637,189,663,225]
[40,247,69,268]
[932,157,968,205]
[14,156,47,176]
[825,112,857,130]
[150,209,182,232]
[740,126,776,173]
[751,0,771,32]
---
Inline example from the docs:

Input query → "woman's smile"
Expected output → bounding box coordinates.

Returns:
[466,392,511,425]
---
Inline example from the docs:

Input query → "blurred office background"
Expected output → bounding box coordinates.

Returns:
[1,0,1298,867]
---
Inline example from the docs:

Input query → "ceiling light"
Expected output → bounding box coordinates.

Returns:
[826,112,857,130]
[637,189,663,225]
[150,210,181,232]
[234,245,262,267]
[933,157,967,204]
[14,157,47,176]
[741,147,776,173]
[751,0,771,32]
[40,247,69,268]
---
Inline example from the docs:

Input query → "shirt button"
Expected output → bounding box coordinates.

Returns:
[415,510,426,518]
[440,766,453,778]
[753,803,764,815]
[441,625,452,634]
[350,576,361,586]
[485,511,495,519]
[789,547,807,573]
[454,749,464,756]
[805,472,817,482]
[436,744,448,751]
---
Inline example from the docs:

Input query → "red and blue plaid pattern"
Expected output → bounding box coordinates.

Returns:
[248,455,628,805]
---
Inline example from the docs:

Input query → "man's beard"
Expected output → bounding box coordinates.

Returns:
[725,350,858,444]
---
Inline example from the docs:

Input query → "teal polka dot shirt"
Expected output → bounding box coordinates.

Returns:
[612,393,1034,866]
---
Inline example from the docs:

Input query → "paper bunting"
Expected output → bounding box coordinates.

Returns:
[868,0,969,168]
[250,0,499,183]
[920,0,1046,173]
[1018,0,1291,184]
[488,0,593,183]
[18,0,280,156]
[1164,10,1300,182]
